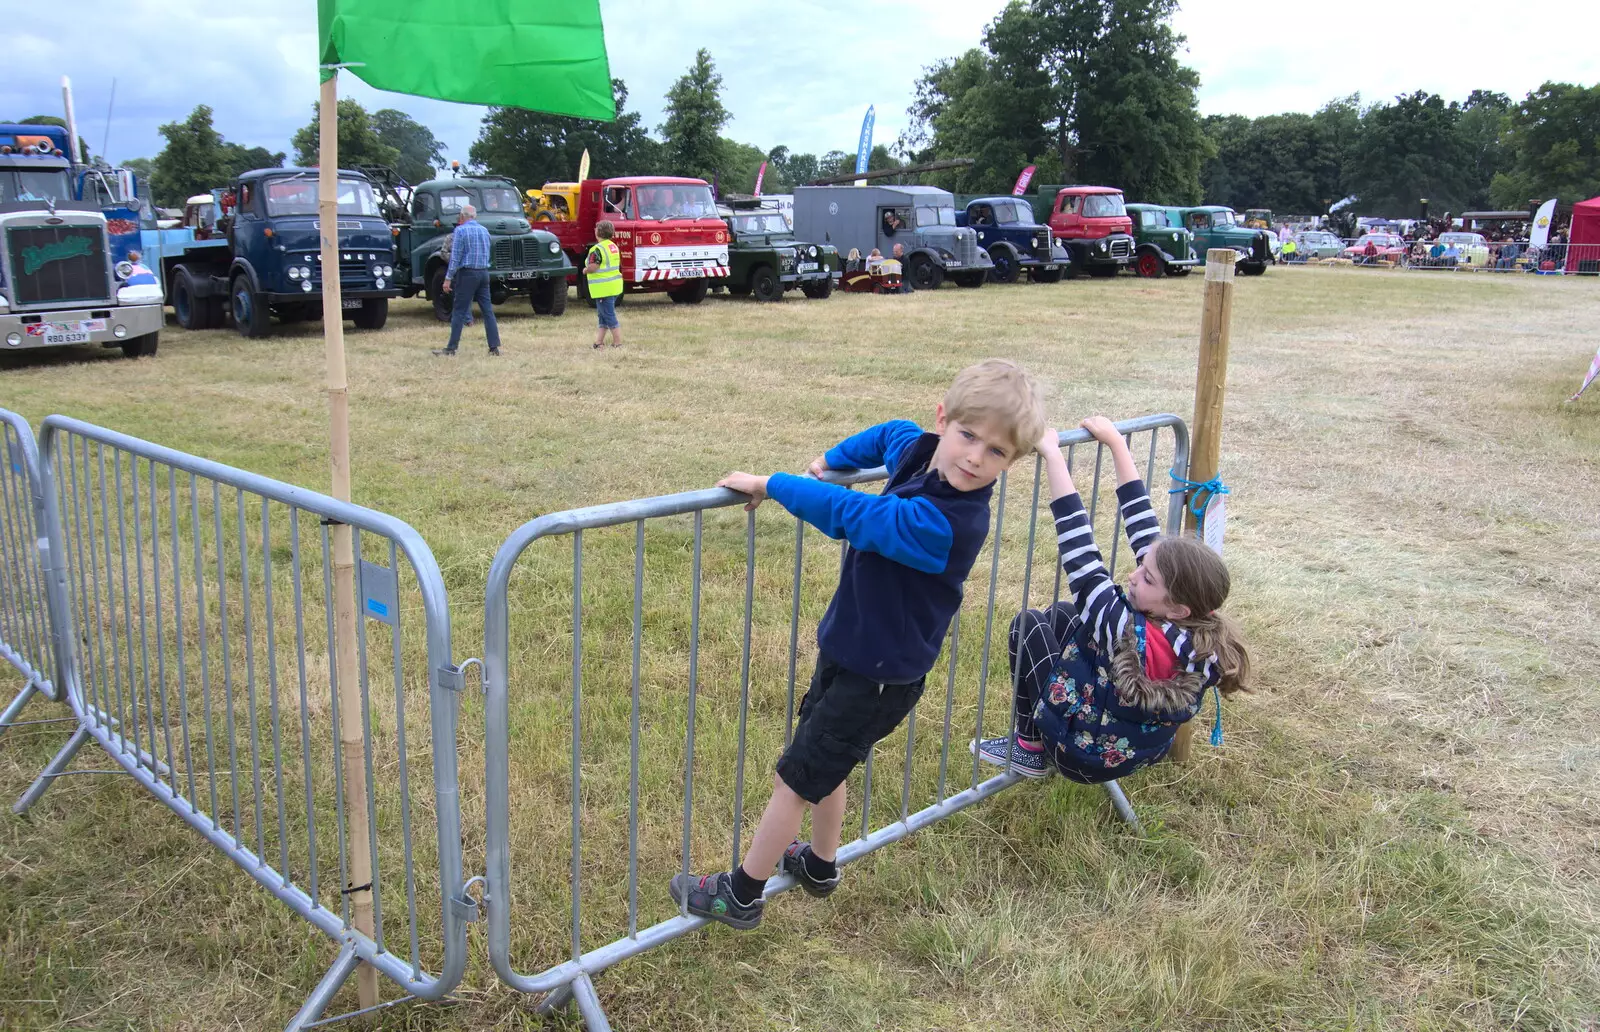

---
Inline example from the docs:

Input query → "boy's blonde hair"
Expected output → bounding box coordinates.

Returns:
[595,220,615,240]
[944,358,1047,457]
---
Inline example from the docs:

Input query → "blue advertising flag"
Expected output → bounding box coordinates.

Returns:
[854,106,875,180]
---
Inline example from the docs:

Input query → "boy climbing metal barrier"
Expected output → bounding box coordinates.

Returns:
[480,412,1190,1030]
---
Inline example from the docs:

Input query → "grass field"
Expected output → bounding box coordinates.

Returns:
[2,266,1598,1031]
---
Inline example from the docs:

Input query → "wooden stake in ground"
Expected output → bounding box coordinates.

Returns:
[1170,247,1236,764]
[318,70,379,1009]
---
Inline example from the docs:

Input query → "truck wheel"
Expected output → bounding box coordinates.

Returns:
[530,277,567,316]
[429,267,452,322]
[751,266,783,302]
[120,332,159,358]
[1238,261,1268,276]
[907,254,940,291]
[172,266,213,330]
[490,284,510,306]
[987,247,1018,283]
[1134,251,1165,278]
[230,275,271,338]
[956,271,985,288]
[800,275,833,299]
[1029,267,1063,283]
[668,279,709,304]
[352,298,388,329]
[1086,265,1119,278]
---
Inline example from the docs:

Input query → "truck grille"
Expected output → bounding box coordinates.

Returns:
[955,233,982,266]
[5,224,112,308]
[491,238,539,270]
[1109,237,1132,259]
[1033,229,1053,262]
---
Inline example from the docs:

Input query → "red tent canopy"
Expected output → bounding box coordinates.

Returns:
[1566,195,1600,272]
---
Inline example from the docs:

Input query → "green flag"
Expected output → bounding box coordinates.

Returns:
[318,0,615,121]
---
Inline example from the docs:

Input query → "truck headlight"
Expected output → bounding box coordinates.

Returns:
[646,254,658,268]
[113,324,128,338]
[548,241,560,254]
[382,265,392,277]
[288,266,301,280]
[374,276,385,290]
[301,280,313,292]
[7,332,22,346]
[300,266,313,278]
[716,253,729,266]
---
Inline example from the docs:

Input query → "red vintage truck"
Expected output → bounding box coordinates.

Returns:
[1043,185,1137,277]
[530,176,731,303]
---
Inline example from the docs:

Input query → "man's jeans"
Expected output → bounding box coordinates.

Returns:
[446,266,500,352]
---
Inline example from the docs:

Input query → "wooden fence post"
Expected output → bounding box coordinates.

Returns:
[1170,247,1235,764]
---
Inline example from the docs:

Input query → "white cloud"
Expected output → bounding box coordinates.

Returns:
[3,0,1596,182]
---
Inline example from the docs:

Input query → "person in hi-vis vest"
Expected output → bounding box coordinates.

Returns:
[586,220,624,349]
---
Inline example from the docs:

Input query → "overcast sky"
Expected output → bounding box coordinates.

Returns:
[5,0,1598,171]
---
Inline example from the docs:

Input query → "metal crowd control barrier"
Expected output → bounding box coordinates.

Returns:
[13,416,472,1030]
[0,410,63,736]
[482,414,1190,1029]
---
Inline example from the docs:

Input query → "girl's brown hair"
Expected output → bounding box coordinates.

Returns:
[1152,535,1251,694]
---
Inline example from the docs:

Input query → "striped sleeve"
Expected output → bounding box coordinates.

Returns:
[1155,622,1221,690]
[1116,480,1162,562]
[1050,493,1131,656]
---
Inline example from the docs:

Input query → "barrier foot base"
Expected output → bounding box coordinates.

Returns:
[535,982,575,1016]
[0,681,40,740]
[285,942,362,1032]
[14,723,89,814]
[1100,779,1144,836]
[570,974,613,1032]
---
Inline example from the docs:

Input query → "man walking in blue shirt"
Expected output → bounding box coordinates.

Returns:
[432,204,501,356]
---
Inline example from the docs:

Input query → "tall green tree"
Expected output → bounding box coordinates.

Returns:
[222,144,286,179]
[1346,91,1473,216]
[1490,81,1600,208]
[151,105,233,207]
[469,78,659,187]
[370,109,447,185]
[659,49,729,180]
[291,98,401,171]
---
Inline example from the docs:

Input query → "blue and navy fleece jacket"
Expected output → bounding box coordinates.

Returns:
[765,419,993,684]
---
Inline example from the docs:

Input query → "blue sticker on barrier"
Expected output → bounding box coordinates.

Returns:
[360,558,398,627]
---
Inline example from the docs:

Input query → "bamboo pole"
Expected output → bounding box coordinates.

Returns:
[1169,247,1235,764]
[318,70,379,1010]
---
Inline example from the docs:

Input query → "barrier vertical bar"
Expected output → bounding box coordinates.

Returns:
[238,489,267,864]
[970,470,1009,789]
[678,512,702,919]
[729,511,755,874]
[1003,455,1044,773]
[191,474,221,828]
[264,500,291,887]
[148,462,177,794]
[352,532,384,952]
[168,467,198,809]
[291,509,320,902]
[627,520,643,938]
[570,530,584,962]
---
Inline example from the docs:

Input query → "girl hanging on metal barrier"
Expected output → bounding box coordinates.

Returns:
[972,416,1250,783]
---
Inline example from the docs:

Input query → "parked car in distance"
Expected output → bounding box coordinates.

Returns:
[1291,230,1343,259]
[1434,232,1491,267]
[1125,203,1198,276]
[1341,233,1407,265]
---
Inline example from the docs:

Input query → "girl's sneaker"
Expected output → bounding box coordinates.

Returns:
[668,871,764,930]
[781,840,841,898]
[971,735,1051,778]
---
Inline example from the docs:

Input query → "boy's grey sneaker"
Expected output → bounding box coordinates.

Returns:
[781,840,841,898]
[668,871,764,930]
[971,735,1051,778]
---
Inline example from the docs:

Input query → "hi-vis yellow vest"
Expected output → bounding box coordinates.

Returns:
[587,240,623,297]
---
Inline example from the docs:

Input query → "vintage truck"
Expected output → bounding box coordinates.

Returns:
[157,167,401,337]
[525,175,729,304]
[0,126,163,358]
[792,184,993,290]
[1042,185,1137,277]
[376,172,574,319]
[953,196,1068,283]
[720,199,836,301]
[1124,203,1199,277]
[1168,205,1272,275]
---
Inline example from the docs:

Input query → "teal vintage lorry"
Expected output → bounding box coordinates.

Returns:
[375,171,576,319]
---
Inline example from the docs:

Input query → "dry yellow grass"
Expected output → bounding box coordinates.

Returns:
[2,266,1598,1031]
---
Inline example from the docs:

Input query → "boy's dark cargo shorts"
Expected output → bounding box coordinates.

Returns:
[776,652,926,805]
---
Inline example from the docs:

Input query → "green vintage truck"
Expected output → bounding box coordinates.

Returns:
[720,199,837,301]
[1125,203,1199,277]
[381,172,576,319]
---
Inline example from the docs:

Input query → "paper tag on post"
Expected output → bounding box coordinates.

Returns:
[1202,494,1226,556]
[360,559,398,626]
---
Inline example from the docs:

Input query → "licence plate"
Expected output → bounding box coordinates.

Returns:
[504,270,536,280]
[674,268,705,278]
[798,262,818,273]
[341,298,363,310]
[45,331,90,346]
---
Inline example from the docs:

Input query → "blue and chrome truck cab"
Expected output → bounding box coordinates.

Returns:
[158,167,400,338]
[0,125,163,358]
[954,196,1069,283]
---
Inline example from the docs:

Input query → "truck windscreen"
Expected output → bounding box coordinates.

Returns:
[915,206,956,227]
[478,187,523,213]
[0,169,73,205]
[265,177,381,217]
[992,202,1028,225]
[638,184,717,221]
[1081,194,1126,218]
